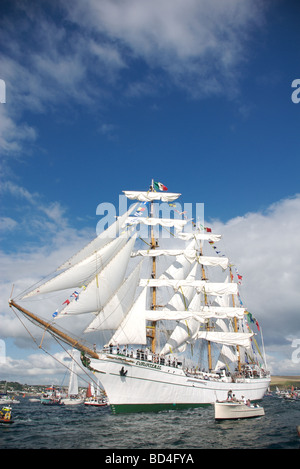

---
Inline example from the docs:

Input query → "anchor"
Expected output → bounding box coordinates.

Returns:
[119,366,128,376]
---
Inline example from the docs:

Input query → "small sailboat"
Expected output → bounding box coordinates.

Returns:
[275,386,299,400]
[264,386,273,396]
[61,350,84,405]
[84,381,107,407]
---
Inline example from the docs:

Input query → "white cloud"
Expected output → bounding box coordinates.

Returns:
[0,107,37,157]
[66,0,267,98]
[0,217,17,232]
[210,194,300,374]
[0,181,94,298]
[0,350,91,385]
[0,0,267,156]
[0,181,95,383]
[1,180,39,204]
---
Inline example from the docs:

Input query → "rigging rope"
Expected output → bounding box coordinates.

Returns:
[10,305,102,391]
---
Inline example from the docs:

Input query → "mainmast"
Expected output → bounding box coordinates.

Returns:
[147,179,157,353]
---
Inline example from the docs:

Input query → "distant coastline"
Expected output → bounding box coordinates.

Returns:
[270,375,300,389]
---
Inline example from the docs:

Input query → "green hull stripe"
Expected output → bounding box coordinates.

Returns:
[110,402,209,414]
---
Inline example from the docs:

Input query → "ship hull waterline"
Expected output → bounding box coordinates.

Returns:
[87,353,270,415]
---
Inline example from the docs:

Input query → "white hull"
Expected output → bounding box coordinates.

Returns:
[88,353,270,414]
[84,400,107,407]
[0,397,20,405]
[61,398,84,405]
[214,401,265,420]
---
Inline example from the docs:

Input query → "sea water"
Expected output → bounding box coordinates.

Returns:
[1,396,300,450]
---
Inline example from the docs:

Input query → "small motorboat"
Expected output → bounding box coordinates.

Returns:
[0,396,20,405]
[214,400,265,420]
[41,396,64,405]
[41,386,64,405]
[0,406,14,424]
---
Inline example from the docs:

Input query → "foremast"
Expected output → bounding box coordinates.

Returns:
[199,242,212,371]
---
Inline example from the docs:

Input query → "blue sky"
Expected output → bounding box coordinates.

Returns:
[1,0,300,383]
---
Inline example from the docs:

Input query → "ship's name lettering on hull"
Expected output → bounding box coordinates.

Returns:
[136,360,161,370]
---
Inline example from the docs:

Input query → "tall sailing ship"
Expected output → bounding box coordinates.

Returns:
[9,182,270,414]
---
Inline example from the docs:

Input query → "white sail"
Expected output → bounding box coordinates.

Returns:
[126,217,187,230]
[68,349,79,396]
[193,306,245,319]
[146,306,245,322]
[215,346,239,370]
[58,204,137,270]
[161,291,202,355]
[57,235,136,316]
[213,316,239,370]
[215,279,230,307]
[120,241,199,350]
[146,310,198,321]
[155,244,197,324]
[132,250,228,269]
[23,235,129,299]
[177,232,222,242]
[164,263,198,310]
[196,331,253,349]
[84,261,143,333]
[108,286,147,345]
[198,256,228,270]
[107,302,244,333]
[160,239,196,281]
[139,279,238,296]
[132,249,197,262]
[197,283,238,296]
[95,379,102,396]
[158,264,199,355]
[123,191,181,202]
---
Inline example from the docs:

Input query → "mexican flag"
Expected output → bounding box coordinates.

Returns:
[154,181,168,191]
